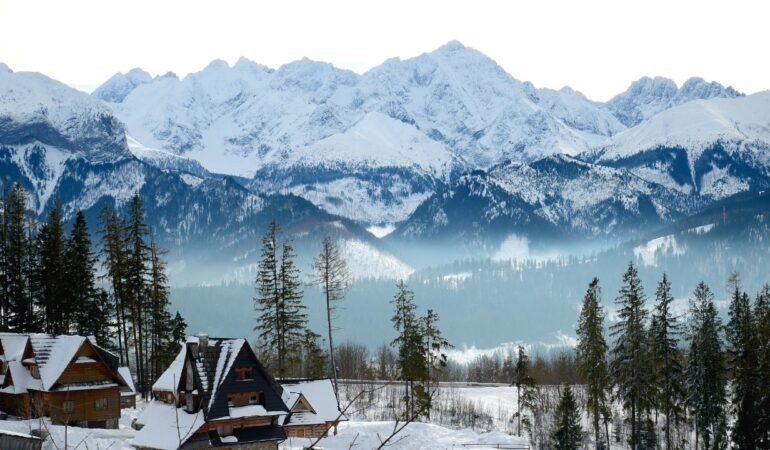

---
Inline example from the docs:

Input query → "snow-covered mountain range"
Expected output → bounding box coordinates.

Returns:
[89,41,750,227]
[1,40,769,273]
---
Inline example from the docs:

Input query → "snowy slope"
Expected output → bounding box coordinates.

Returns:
[592,92,770,199]
[127,136,210,178]
[250,112,463,224]
[0,64,131,163]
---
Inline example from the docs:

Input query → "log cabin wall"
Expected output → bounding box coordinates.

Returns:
[44,387,120,428]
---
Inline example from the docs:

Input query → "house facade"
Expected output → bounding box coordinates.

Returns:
[133,335,289,450]
[280,379,347,439]
[0,333,134,429]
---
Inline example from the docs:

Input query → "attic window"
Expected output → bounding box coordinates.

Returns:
[235,367,252,381]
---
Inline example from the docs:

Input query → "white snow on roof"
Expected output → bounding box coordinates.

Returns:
[208,339,245,410]
[29,334,86,390]
[281,379,346,425]
[132,401,203,450]
[75,356,97,363]
[0,333,30,361]
[153,345,186,393]
[118,367,137,394]
[210,404,285,421]
[2,360,42,394]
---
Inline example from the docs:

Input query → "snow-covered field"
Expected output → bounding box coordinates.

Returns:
[0,389,530,450]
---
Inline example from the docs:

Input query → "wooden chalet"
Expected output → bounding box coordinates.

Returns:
[133,335,290,450]
[280,379,348,439]
[0,333,135,429]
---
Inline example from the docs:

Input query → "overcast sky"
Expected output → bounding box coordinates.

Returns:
[1,0,768,101]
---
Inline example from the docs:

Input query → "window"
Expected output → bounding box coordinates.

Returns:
[235,367,253,380]
[62,400,74,413]
[95,398,108,410]
[249,395,257,405]
[217,424,232,436]
[227,395,234,407]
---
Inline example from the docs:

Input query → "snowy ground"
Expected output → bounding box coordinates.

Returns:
[0,390,529,450]
[281,421,529,449]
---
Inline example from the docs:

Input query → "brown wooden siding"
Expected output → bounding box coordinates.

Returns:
[44,388,120,425]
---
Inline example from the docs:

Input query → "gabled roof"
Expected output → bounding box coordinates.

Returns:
[132,400,203,450]
[280,379,347,426]
[28,334,86,390]
[0,333,31,361]
[118,367,137,395]
[153,345,187,393]
[1,360,43,394]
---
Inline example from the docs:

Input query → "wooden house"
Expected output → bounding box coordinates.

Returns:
[280,379,348,439]
[133,335,290,450]
[0,333,135,429]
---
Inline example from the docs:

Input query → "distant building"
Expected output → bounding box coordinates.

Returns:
[280,378,348,439]
[0,333,134,429]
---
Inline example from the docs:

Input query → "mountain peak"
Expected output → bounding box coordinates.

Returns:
[435,40,467,53]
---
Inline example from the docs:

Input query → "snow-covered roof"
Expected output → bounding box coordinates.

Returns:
[132,400,203,450]
[152,345,186,393]
[2,360,42,394]
[29,334,86,391]
[280,379,346,426]
[207,338,244,410]
[118,367,137,394]
[0,333,30,361]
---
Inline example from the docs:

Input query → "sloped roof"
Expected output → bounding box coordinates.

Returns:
[1,360,43,394]
[0,333,30,361]
[132,400,203,450]
[153,345,187,393]
[28,334,86,390]
[118,367,137,394]
[280,379,347,426]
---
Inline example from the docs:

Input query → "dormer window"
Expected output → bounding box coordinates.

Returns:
[235,367,252,381]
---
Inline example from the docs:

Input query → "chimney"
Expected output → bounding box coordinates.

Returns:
[198,333,209,351]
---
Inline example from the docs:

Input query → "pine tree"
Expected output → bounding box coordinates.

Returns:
[755,285,770,450]
[576,277,611,450]
[725,273,759,450]
[610,262,648,450]
[311,235,350,398]
[649,273,685,450]
[126,193,151,395]
[66,211,100,336]
[148,240,175,383]
[99,203,130,366]
[278,238,307,377]
[512,345,537,437]
[36,200,67,332]
[552,384,583,450]
[6,183,33,331]
[390,280,428,419]
[254,221,308,377]
[170,312,188,350]
[688,282,727,450]
[255,220,280,369]
[300,329,327,378]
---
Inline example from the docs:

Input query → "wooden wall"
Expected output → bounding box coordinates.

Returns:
[43,388,120,425]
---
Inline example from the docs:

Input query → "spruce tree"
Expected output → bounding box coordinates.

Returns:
[576,277,611,449]
[254,221,308,377]
[126,193,151,395]
[278,238,307,377]
[390,280,428,419]
[66,211,100,336]
[755,285,770,450]
[311,235,350,397]
[649,273,685,450]
[552,384,583,450]
[688,282,727,450]
[725,274,759,450]
[99,203,130,366]
[512,344,537,437]
[6,183,33,331]
[300,329,327,378]
[610,262,648,450]
[36,200,67,332]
